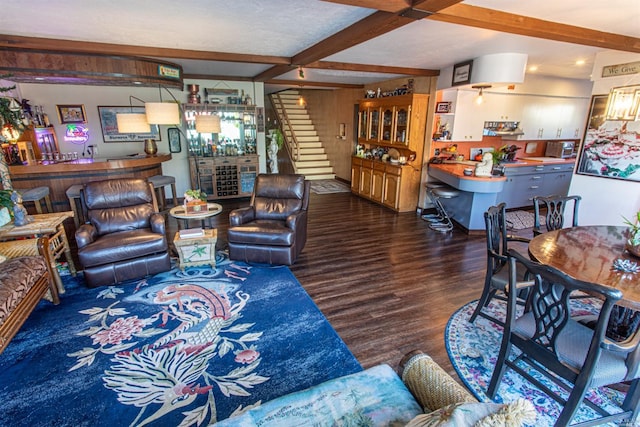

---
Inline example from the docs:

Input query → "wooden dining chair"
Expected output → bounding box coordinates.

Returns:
[469,203,530,326]
[488,249,640,427]
[532,194,581,236]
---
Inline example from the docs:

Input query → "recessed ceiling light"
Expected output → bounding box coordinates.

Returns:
[576,59,586,66]
[34,77,45,81]
[133,81,142,85]
[528,65,538,72]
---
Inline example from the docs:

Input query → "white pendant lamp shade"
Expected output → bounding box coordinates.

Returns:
[195,114,221,133]
[145,102,180,125]
[116,113,151,133]
[470,53,528,85]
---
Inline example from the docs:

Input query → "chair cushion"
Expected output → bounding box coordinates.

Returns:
[147,175,175,187]
[20,186,49,201]
[514,314,629,386]
[227,220,294,247]
[253,175,306,221]
[0,256,48,328]
[78,229,167,268]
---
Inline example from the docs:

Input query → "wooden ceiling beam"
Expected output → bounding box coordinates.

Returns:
[183,73,254,82]
[430,4,640,53]
[307,60,439,76]
[0,34,290,65]
[266,79,364,89]
[321,0,463,14]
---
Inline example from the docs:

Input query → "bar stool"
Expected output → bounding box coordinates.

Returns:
[20,186,53,214]
[422,180,447,223]
[65,184,84,227]
[428,185,460,232]
[147,175,178,211]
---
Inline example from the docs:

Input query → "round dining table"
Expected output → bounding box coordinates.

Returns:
[528,225,639,311]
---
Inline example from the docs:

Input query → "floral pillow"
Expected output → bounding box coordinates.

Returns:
[406,399,536,427]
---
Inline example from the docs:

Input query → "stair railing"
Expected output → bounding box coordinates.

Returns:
[271,93,301,163]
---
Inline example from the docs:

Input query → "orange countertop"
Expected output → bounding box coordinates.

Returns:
[8,153,172,174]
[428,163,506,182]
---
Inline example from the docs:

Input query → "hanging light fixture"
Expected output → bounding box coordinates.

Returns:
[116,95,151,133]
[145,85,181,125]
[195,114,221,133]
[298,66,305,79]
[605,85,640,121]
[472,84,492,105]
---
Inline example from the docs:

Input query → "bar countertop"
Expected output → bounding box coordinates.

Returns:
[8,153,172,174]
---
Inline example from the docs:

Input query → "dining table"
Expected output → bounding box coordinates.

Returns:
[528,225,639,340]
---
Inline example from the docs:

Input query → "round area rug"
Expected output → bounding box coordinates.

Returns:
[445,299,628,427]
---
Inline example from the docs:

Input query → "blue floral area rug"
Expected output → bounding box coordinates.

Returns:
[446,299,627,427]
[0,255,361,427]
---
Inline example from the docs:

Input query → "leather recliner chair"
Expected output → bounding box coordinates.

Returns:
[75,178,171,288]
[228,174,309,265]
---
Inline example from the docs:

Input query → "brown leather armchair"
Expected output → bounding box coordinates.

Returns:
[228,174,309,265]
[75,178,171,288]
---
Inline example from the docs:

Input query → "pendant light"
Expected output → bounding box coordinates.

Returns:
[116,113,151,133]
[472,84,491,105]
[195,114,221,133]
[145,86,181,125]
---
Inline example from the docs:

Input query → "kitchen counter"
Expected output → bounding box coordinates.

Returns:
[426,158,575,233]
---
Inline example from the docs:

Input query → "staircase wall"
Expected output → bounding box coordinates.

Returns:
[298,88,361,181]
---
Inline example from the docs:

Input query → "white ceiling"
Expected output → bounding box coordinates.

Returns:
[1,0,639,91]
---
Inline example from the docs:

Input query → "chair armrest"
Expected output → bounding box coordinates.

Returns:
[507,235,531,244]
[286,210,307,229]
[230,207,255,226]
[149,213,165,234]
[75,224,97,249]
[399,351,476,412]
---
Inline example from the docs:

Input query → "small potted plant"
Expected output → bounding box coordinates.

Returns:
[624,210,640,257]
[183,189,207,213]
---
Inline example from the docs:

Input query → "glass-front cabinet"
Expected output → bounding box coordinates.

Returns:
[184,103,259,199]
[369,109,380,140]
[381,107,393,143]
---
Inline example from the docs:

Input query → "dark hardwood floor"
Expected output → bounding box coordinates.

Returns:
[162,190,490,380]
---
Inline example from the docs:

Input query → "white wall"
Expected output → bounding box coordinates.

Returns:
[568,51,640,225]
[18,80,266,197]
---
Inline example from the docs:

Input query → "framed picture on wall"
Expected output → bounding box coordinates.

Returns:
[168,127,181,153]
[452,60,473,86]
[56,104,87,124]
[97,106,160,142]
[576,94,640,182]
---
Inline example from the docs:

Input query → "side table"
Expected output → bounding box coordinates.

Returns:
[169,203,223,229]
[0,211,77,293]
[173,229,217,270]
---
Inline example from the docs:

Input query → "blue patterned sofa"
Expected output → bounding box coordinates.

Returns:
[213,352,479,426]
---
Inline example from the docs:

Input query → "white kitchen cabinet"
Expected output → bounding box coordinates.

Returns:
[519,96,589,140]
[437,89,484,141]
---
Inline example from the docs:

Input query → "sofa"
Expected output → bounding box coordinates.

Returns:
[0,237,58,354]
[213,351,536,426]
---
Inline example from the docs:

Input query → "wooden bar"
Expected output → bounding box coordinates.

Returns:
[8,153,172,212]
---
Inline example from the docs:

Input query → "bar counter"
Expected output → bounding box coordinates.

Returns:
[8,153,172,212]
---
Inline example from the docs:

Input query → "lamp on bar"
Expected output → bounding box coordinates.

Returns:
[195,114,221,133]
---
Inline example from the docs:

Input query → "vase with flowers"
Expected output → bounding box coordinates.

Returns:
[624,210,640,258]
[183,189,207,213]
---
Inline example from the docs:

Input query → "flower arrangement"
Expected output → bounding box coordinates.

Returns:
[184,189,207,203]
[623,210,640,249]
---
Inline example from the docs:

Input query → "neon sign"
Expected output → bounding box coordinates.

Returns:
[64,124,89,144]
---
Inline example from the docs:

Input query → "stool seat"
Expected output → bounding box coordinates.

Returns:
[66,184,84,227]
[148,175,178,211]
[431,187,460,198]
[426,185,459,233]
[20,186,52,214]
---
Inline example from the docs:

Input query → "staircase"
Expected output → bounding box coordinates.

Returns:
[270,90,335,180]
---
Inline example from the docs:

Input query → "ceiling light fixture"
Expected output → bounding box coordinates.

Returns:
[298,66,305,79]
[472,84,492,105]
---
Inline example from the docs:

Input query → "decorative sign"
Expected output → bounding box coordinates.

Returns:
[64,124,90,144]
[158,65,181,79]
[602,61,640,78]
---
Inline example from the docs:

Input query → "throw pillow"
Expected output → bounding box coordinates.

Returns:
[406,399,536,427]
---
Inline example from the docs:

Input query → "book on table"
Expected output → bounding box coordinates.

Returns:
[179,228,205,239]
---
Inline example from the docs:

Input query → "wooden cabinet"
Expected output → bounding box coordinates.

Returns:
[497,162,575,208]
[20,126,60,159]
[189,155,258,200]
[355,94,428,212]
[351,157,421,212]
